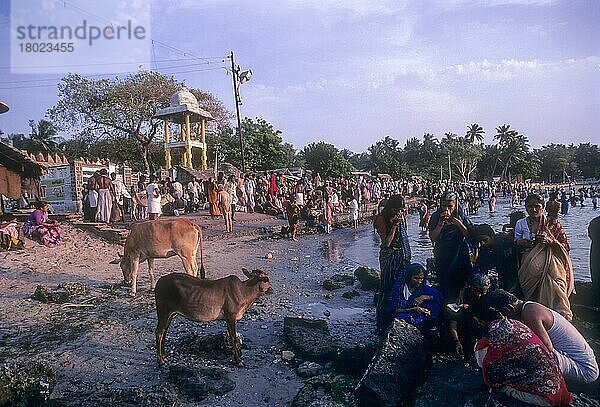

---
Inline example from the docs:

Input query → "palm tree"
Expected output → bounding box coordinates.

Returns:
[421,133,438,162]
[494,124,514,145]
[465,123,485,144]
[28,119,64,154]
[443,132,457,143]
[498,130,530,181]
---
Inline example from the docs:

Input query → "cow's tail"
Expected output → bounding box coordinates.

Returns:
[194,223,206,279]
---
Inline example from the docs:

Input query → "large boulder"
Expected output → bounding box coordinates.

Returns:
[0,360,56,407]
[284,317,338,361]
[167,365,235,402]
[353,267,379,291]
[355,319,432,407]
[292,373,358,407]
[336,342,379,375]
[297,362,323,379]
[322,274,355,291]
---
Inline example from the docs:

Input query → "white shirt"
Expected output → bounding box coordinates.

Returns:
[112,179,131,205]
[146,182,162,214]
[514,218,533,241]
[172,181,183,198]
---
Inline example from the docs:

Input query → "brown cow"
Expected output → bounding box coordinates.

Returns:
[154,268,272,366]
[112,218,205,296]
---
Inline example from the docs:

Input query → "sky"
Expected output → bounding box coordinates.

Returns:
[0,0,598,153]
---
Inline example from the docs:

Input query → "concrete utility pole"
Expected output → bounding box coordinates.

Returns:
[230,50,245,173]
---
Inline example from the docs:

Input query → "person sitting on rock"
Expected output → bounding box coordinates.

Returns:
[474,316,573,406]
[384,263,443,340]
[447,273,490,358]
[483,289,599,385]
[470,224,520,294]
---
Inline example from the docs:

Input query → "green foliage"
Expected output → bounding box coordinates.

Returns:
[299,141,355,178]
[368,136,408,178]
[465,123,485,144]
[537,144,577,183]
[204,118,296,171]
[573,143,600,179]
[241,118,296,171]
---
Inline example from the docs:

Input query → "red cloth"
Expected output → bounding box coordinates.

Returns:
[269,173,279,197]
[477,318,572,406]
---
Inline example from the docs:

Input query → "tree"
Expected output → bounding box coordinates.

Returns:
[299,141,354,178]
[48,71,229,174]
[465,123,485,144]
[477,144,500,180]
[402,137,422,172]
[441,136,482,181]
[28,119,64,154]
[492,124,530,181]
[537,144,576,183]
[241,118,296,170]
[368,136,408,178]
[573,143,600,179]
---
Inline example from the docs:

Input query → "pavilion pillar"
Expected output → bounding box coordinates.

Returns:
[164,120,172,169]
[185,114,192,168]
[180,123,186,166]
[201,118,207,170]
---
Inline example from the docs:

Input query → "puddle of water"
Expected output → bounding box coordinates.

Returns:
[303,302,368,321]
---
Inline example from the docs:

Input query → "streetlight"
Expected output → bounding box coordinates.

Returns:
[229,50,252,173]
[214,143,221,178]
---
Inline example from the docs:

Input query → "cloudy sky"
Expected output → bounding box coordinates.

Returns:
[0,0,598,153]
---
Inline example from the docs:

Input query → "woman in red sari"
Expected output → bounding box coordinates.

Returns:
[207,177,221,219]
[475,317,572,406]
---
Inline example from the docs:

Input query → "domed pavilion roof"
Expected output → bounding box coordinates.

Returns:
[154,86,214,123]
[169,87,199,110]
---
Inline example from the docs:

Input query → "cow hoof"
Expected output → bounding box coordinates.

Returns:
[129,291,137,297]
[235,360,245,367]
[122,280,132,287]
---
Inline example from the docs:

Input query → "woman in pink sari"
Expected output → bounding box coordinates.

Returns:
[514,193,573,320]
[22,201,62,247]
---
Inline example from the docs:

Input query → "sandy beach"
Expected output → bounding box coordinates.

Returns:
[0,212,377,406]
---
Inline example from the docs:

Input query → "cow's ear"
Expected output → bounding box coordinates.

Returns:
[242,268,252,278]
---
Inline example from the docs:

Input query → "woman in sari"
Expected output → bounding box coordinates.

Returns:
[375,194,412,331]
[475,317,572,406]
[207,177,221,219]
[427,191,473,303]
[22,201,62,247]
[384,263,443,337]
[515,193,573,321]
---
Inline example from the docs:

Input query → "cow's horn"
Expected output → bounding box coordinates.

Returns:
[242,268,252,278]
[109,257,121,265]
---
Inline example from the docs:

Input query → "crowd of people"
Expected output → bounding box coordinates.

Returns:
[374,185,599,406]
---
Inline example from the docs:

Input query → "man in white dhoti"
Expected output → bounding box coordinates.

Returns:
[96,169,113,223]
